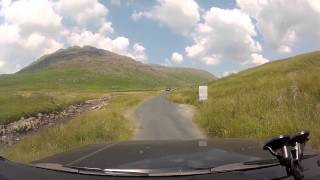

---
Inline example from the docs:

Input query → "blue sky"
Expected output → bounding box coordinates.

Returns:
[0,0,319,76]
[104,0,246,76]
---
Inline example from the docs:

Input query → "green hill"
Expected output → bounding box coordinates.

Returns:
[0,46,215,125]
[1,46,214,91]
[170,51,320,148]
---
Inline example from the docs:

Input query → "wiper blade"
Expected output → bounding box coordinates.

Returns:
[210,161,279,173]
[34,154,317,177]
[74,166,150,176]
[34,163,149,176]
[211,154,318,173]
[34,163,210,176]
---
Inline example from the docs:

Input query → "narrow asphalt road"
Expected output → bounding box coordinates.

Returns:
[135,93,205,140]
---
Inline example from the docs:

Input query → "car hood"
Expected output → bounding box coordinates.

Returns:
[33,139,273,170]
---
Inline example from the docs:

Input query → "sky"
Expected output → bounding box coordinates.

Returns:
[0,0,320,76]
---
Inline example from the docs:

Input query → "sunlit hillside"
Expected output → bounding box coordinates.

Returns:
[170,51,320,148]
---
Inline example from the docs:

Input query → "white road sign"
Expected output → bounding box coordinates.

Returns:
[199,86,208,101]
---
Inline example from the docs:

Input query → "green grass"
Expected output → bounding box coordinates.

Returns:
[0,67,213,91]
[0,91,103,125]
[0,55,213,125]
[169,51,320,149]
[0,66,212,125]
[0,47,213,161]
[3,92,154,162]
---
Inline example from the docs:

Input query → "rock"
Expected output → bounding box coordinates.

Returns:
[90,106,98,110]
[0,128,6,135]
[12,125,19,131]
[28,117,36,121]
[1,97,110,146]
[50,114,55,119]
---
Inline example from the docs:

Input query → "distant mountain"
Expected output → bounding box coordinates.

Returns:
[19,46,143,73]
[1,46,215,91]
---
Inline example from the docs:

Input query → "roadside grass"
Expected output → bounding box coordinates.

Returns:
[0,67,213,92]
[168,52,320,149]
[0,90,103,125]
[3,92,155,162]
[0,67,211,125]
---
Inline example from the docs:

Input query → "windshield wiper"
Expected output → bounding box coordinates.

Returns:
[210,160,280,173]
[31,160,290,177]
[66,166,214,176]
[34,163,149,176]
[36,161,280,177]
[68,166,151,176]
[211,153,318,173]
[34,154,317,177]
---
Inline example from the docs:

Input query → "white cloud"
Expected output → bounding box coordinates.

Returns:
[241,53,269,66]
[0,0,148,74]
[24,33,46,49]
[278,45,292,53]
[170,52,183,64]
[67,30,147,63]
[0,30,64,73]
[99,21,114,34]
[0,0,11,13]
[54,0,107,27]
[0,61,5,68]
[4,0,62,35]
[222,70,238,77]
[131,43,147,63]
[0,24,20,44]
[112,37,130,52]
[67,30,126,52]
[132,0,200,35]
[237,0,320,53]
[0,0,65,74]
[200,56,220,65]
[250,53,269,65]
[186,7,261,65]
[241,53,269,67]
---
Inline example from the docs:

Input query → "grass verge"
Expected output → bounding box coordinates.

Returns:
[3,92,156,162]
[0,90,104,125]
[168,52,320,149]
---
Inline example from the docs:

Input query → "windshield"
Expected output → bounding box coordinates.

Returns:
[0,0,319,178]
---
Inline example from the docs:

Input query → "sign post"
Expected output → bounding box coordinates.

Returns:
[199,86,208,101]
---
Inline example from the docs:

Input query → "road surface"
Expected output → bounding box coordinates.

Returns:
[135,93,205,140]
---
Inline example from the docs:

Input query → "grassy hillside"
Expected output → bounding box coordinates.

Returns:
[0,68,212,91]
[169,51,320,148]
[0,46,214,125]
[11,46,214,91]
